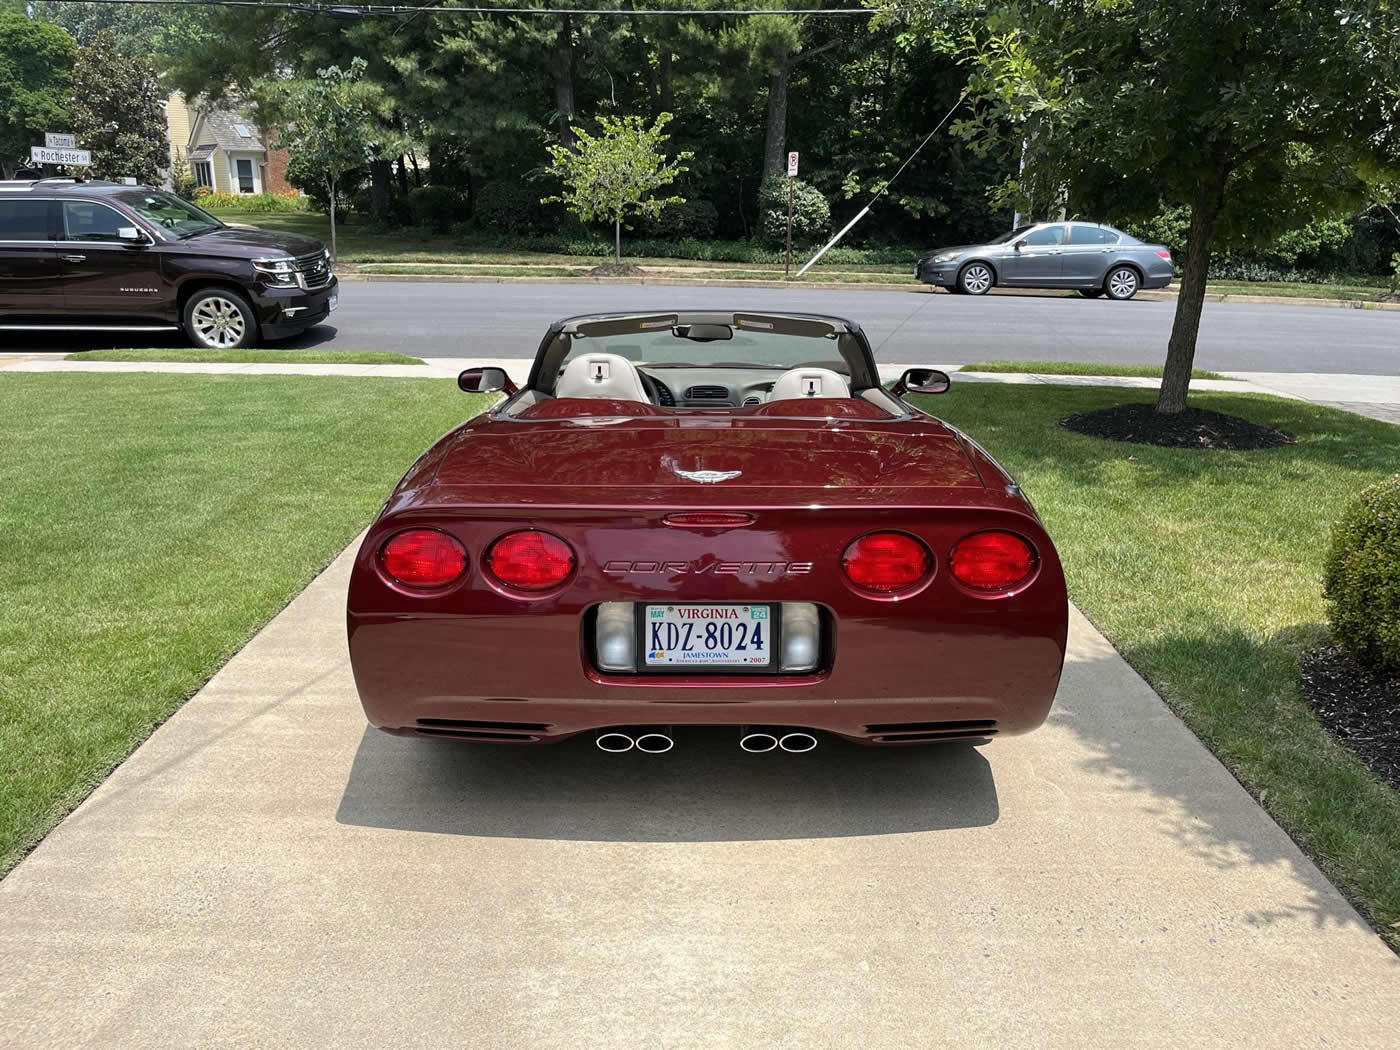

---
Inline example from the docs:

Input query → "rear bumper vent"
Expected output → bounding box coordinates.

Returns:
[414,716,551,742]
[685,385,728,400]
[863,718,997,743]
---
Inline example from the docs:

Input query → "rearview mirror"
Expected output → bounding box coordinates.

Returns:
[892,367,951,396]
[458,367,516,394]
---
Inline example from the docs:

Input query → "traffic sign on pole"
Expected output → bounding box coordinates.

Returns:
[30,146,91,167]
[44,132,76,149]
[787,151,799,177]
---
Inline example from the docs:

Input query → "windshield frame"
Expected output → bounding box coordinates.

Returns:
[985,224,1038,245]
[113,189,225,240]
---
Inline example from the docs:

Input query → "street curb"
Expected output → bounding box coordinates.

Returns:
[334,272,1400,310]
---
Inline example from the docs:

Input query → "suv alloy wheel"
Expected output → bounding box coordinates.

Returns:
[184,288,259,349]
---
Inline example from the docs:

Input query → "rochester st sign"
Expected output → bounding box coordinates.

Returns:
[30,146,91,166]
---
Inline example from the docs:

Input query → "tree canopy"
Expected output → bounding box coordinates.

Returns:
[70,29,169,184]
[0,13,75,176]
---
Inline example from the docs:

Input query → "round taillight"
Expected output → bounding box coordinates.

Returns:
[379,528,468,588]
[842,532,933,593]
[486,530,576,591]
[950,531,1037,591]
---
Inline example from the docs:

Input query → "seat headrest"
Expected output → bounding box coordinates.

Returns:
[554,353,650,404]
[767,367,851,402]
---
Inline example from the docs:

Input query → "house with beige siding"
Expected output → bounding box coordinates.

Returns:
[165,92,293,196]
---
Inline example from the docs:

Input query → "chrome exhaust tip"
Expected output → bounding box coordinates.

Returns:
[596,731,635,753]
[739,726,780,753]
[778,731,818,754]
[634,727,675,754]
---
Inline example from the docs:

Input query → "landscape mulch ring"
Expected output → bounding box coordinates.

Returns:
[1301,646,1400,791]
[1061,402,1296,450]
[587,262,649,277]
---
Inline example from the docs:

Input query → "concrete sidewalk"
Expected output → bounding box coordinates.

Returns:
[1,543,1395,1048]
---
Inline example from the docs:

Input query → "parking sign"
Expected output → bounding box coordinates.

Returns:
[787,152,799,177]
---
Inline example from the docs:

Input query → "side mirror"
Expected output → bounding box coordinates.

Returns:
[1013,239,1027,251]
[458,366,516,394]
[892,367,951,397]
[117,226,147,245]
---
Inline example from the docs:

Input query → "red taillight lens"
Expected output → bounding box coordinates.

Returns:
[486,530,576,591]
[379,528,468,588]
[842,532,932,592]
[950,531,1037,591]
[1155,249,1172,259]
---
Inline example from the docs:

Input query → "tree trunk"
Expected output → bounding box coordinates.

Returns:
[762,65,789,179]
[1157,167,1228,414]
[615,216,622,263]
[395,155,409,197]
[369,158,393,224]
[554,16,578,149]
[658,48,674,114]
[327,175,338,262]
[408,151,422,188]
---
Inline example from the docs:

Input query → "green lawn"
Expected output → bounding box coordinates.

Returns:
[920,385,1400,950]
[1208,279,1394,303]
[0,373,486,874]
[960,360,1229,380]
[3,374,1397,950]
[65,348,425,365]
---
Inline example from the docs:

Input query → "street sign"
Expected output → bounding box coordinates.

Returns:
[44,132,76,149]
[30,146,91,167]
[787,151,799,177]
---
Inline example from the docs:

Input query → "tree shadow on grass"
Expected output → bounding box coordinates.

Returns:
[1061,615,1399,947]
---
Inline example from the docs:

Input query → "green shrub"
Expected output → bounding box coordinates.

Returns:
[641,199,719,239]
[195,190,308,213]
[1322,474,1400,673]
[405,185,464,232]
[757,177,830,245]
[475,181,560,234]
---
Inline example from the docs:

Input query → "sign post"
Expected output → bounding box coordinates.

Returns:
[785,151,799,278]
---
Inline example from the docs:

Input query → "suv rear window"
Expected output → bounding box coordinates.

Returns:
[0,200,55,241]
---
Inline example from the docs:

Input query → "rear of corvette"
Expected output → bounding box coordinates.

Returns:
[346,413,1069,747]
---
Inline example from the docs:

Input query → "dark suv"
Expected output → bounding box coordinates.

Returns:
[0,179,337,348]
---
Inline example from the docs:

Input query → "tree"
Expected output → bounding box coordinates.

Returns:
[256,59,399,261]
[902,0,1400,414]
[0,13,75,176]
[544,112,693,262]
[70,30,169,184]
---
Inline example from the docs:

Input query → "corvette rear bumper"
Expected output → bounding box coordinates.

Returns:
[348,614,1066,746]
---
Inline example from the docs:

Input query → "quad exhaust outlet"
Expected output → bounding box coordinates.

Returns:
[595,727,675,754]
[740,727,818,754]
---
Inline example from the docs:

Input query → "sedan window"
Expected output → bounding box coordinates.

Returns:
[1070,225,1120,245]
[1021,225,1066,246]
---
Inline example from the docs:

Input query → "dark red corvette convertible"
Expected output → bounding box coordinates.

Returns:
[347,311,1067,753]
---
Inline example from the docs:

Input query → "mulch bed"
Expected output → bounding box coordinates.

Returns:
[1060,403,1295,450]
[1300,646,1400,791]
[587,263,649,278]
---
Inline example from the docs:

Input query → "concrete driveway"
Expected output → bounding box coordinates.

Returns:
[1,544,1396,1048]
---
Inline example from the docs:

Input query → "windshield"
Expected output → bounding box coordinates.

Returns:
[114,191,223,239]
[563,327,848,371]
[986,224,1036,245]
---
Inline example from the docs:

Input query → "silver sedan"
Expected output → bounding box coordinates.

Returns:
[915,221,1175,300]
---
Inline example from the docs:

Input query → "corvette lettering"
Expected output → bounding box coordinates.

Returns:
[603,560,813,576]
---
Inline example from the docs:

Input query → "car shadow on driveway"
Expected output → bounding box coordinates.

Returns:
[334,727,998,842]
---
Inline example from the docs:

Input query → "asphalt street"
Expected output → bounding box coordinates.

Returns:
[10,280,1400,375]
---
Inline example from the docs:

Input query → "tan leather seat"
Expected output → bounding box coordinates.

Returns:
[767,367,851,402]
[554,353,651,403]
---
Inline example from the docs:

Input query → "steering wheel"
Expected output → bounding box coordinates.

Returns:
[638,371,667,407]
[160,217,179,229]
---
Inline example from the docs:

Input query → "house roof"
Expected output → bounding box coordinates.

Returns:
[191,107,265,154]
[188,143,215,161]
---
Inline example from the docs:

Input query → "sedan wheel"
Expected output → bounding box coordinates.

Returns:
[1104,266,1140,301]
[185,290,258,349]
[958,262,994,296]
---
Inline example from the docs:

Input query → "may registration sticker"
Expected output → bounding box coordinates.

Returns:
[643,604,772,668]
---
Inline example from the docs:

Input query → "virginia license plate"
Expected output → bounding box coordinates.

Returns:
[643,604,773,668]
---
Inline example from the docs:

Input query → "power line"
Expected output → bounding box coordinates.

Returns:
[55,0,878,15]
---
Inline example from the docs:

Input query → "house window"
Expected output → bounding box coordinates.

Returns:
[194,162,213,189]
[233,123,252,139]
[235,158,255,193]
